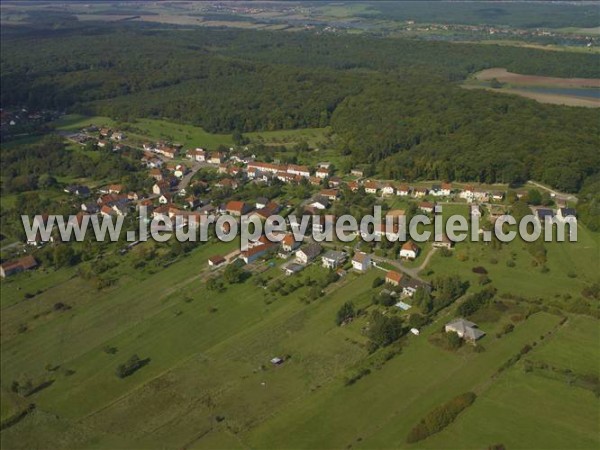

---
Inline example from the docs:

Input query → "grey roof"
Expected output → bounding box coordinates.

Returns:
[256,197,269,205]
[311,196,330,207]
[447,318,477,328]
[322,250,346,262]
[284,263,304,273]
[560,208,576,217]
[446,318,485,340]
[536,208,555,219]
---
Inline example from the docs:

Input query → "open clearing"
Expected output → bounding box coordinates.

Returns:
[475,68,600,88]
[465,67,600,107]
[53,114,327,150]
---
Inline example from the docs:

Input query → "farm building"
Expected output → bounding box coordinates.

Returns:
[0,255,38,278]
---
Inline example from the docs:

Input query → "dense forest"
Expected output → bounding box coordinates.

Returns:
[1,23,599,198]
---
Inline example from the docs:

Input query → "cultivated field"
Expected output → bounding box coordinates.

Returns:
[465,68,600,107]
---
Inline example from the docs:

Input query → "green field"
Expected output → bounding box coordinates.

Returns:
[53,114,328,151]
[1,227,598,449]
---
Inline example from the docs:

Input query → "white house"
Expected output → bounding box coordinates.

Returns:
[321,250,347,269]
[381,183,395,196]
[316,168,329,179]
[296,244,322,265]
[396,185,410,196]
[352,251,371,271]
[399,241,419,260]
[364,181,379,194]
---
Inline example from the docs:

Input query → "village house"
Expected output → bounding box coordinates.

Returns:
[401,277,428,297]
[491,191,505,201]
[536,208,555,224]
[187,148,206,162]
[352,251,371,272]
[159,193,172,204]
[101,205,115,217]
[396,184,410,196]
[433,234,454,250]
[255,197,269,210]
[157,146,178,159]
[430,184,446,197]
[321,250,347,269]
[64,185,90,196]
[364,181,379,195]
[153,181,170,196]
[309,176,322,186]
[26,214,53,246]
[381,183,395,196]
[209,152,225,164]
[241,242,275,264]
[149,168,163,181]
[174,165,188,179]
[413,187,428,198]
[185,196,200,209]
[445,319,485,342]
[81,202,99,214]
[400,241,420,260]
[316,168,329,179]
[283,262,305,276]
[295,243,322,265]
[108,184,124,194]
[215,178,239,190]
[347,181,360,192]
[309,196,330,210]
[459,186,475,202]
[281,233,301,252]
[313,214,335,235]
[385,270,403,286]
[418,201,436,214]
[319,189,339,201]
[0,255,38,278]
[473,190,489,202]
[557,207,576,222]
[225,200,252,217]
[208,255,226,268]
[287,164,311,178]
[350,168,364,177]
[370,223,401,242]
[328,176,342,188]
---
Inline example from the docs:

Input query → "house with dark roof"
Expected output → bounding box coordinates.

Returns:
[208,255,226,268]
[321,250,347,269]
[295,244,322,265]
